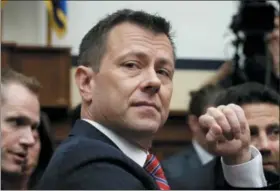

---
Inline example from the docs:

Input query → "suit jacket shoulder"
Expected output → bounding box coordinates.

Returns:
[36,120,157,190]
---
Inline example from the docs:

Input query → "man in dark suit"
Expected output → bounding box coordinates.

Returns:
[163,83,280,189]
[36,9,276,189]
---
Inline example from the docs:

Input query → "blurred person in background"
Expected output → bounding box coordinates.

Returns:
[203,13,279,91]
[163,82,280,189]
[214,82,280,175]
[1,68,54,190]
[268,14,279,77]
[162,84,223,189]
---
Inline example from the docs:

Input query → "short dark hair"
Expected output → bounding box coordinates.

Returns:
[188,84,223,117]
[214,82,280,107]
[78,9,175,71]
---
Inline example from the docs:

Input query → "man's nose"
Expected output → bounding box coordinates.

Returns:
[141,69,161,94]
[257,133,271,156]
[19,127,35,147]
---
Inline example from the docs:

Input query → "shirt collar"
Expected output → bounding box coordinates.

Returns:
[192,139,214,165]
[82,119,147,167]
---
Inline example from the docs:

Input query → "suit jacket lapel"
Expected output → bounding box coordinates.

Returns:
[70,119,159,189]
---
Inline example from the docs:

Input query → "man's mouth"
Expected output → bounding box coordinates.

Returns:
[131,101,160,112]
[12,152,27,163]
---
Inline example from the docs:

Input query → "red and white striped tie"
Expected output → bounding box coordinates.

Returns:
[144,154,170,190]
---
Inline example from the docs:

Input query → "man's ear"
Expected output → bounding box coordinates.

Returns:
[188,114,199,134]
[75,66,95,102]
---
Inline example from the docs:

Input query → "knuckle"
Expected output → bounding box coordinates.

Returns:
[207,107,216,113]
[198,115,206,123]
[211,125,222,135]
[232,123,241,130]
[217,105,226,112]
[206,134,213,142]
[230,123,241,133]
[215,113,225,121]
[228,103,237,108]
[208,116,217,125]
[223,107,234,116]
[199,115,209,127]
[217,105,226,109]
[232,128,241,135]
[237,106,245,115]
[230,103,244,114]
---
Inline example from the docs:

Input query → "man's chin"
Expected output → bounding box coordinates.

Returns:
[119,119,161,140]
[133,119,160,133]
[2,166,24,177]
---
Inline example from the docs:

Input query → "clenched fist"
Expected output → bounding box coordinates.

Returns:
[199,104,252,165]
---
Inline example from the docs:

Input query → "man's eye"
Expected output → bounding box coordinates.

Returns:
[6,117,27,127]
[16,118,26,126]
[267,125,280,138]
[157,69,170,77]
[250,128,258,137]
[271,128,280,135]
[31,124,39,131]
[123,62,139,69]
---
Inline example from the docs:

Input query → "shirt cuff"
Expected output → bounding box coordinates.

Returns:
[221,145,267,188]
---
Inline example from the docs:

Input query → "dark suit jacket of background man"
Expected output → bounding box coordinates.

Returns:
[36,120,159,189]
[162,143,206,189]
[162,144,280,190]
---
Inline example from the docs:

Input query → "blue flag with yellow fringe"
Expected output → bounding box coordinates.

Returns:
[45,0,67,38]
[1,0,8,8]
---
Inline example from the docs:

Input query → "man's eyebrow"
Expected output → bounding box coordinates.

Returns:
[266,123,280,130]
[6,115,40,127]
[249,125,259,129]
[157,58,174,70]
[6,115,30,122]
[118,50,174,66]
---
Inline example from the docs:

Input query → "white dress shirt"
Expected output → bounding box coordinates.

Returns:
[83,119,267,188]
